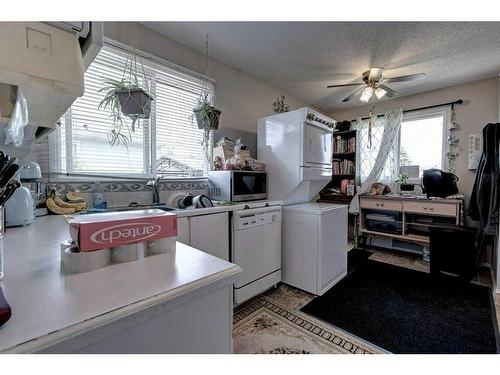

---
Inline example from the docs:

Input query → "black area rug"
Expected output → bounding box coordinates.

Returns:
[301,258,498,354]
[347,248,373,271]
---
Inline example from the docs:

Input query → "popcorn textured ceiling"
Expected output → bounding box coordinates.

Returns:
[142,22,500,111]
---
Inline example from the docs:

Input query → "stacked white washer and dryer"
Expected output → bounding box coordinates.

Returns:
[257,107,348,296]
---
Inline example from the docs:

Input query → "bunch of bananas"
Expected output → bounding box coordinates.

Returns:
[46,190,88,215]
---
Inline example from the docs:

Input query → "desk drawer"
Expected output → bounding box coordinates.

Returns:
[360,199,402,211]
[404,201,457,217]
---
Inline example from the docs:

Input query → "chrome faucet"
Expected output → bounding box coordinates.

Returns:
[147,176,161,205]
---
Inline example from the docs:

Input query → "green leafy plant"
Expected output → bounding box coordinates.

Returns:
[98,78,153,149]
[98,78,139,148]
[190,91,221,164]
[395,173,410,185]
[191,91,221,131]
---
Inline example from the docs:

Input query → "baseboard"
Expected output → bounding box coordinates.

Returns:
[319,269,348,296]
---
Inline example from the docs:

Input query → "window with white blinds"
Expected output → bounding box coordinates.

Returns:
[50,43,214,178]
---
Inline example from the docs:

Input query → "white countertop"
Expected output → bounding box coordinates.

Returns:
[281,202,347,214]
[0,215,241,353]
[172,200,282,217]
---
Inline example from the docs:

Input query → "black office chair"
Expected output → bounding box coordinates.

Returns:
[429,226,479,282]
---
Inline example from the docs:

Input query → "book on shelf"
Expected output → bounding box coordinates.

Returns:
[332,159,355,175]
[333,136,356,154]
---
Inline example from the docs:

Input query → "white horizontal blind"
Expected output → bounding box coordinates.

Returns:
[145,55,213,175]
[52,43,213,177]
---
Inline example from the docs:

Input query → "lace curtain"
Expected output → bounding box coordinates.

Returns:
[349,109,403,214]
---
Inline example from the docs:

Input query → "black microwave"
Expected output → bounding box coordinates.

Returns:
[208,170,267,202]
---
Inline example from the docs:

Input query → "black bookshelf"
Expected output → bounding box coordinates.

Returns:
[320,128,358,203]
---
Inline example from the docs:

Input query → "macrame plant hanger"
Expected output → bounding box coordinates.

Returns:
[201,34,213,166]
[120,22,152,132]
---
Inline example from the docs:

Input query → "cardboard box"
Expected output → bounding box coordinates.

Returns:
[67,209,178,252]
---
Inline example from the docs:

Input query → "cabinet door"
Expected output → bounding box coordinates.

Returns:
[319,208,348,291]
[303,124,332,166]
[175,217,190,245]
[189,212,229,261]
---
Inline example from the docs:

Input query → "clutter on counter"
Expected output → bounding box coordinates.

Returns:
[60,209,177,274]
[213,136,265,171]
[67,209,177,252]
[0,153,36,228]
[46,189,87,215]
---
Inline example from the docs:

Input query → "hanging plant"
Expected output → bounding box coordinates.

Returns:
[190,34,221,166]
[98,23,153,148]
[191,91,221,131]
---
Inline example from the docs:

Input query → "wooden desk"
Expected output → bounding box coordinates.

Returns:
[359,194,463,258]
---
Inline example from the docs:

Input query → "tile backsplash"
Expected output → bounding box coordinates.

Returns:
[48,179,210,194]
[47,179,211,208]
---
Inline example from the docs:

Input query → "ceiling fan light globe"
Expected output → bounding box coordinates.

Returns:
[375,87,387,99]
[360,87,373,102]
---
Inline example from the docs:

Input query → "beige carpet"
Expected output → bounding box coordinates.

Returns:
[233,284,382,354]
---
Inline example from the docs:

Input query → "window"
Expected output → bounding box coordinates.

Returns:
[50,42,214,178]
[359,108,448,183]
[399,110,447,177]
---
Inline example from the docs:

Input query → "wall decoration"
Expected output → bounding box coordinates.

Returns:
[447,103,459,173]
[273,95,290,113]
[468,133,482,170]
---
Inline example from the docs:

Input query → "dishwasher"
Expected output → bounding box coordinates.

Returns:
[232,205,282,304]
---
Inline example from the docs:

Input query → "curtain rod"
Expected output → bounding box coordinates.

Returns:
[351,99,464,122]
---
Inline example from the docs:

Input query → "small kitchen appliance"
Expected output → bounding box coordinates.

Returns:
[208,170,267,202]
[18,160,45,217]
[5,186,35,227]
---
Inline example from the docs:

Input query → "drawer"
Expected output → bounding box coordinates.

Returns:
[403,201,457,217]
[360,199,402,211]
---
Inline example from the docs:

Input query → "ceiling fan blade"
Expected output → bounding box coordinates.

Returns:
[342,86,366,103]
[383,73,426,84]
[368,67,384,81]
[378,84,398,98]
[327,83,363,88]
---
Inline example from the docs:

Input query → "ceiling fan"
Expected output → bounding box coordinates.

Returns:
[327,67,426,103]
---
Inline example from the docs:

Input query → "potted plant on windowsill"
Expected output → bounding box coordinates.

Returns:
[396,173,414,193]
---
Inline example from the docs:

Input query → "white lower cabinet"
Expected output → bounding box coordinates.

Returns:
[176,217,190,245]
[176,212,230,261]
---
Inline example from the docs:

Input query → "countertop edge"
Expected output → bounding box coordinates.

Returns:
[359,195,463,203]
[1,265,242,354]
[171,200,283,218]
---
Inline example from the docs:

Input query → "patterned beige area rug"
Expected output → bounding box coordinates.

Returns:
[233,285,382,354]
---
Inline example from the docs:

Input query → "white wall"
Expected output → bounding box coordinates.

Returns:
[103,22,309,134]
[329,78,500,207]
